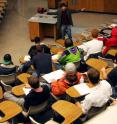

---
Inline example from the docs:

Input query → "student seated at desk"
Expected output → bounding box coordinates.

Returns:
[4,76,50,111]
[76,68,112,120]
[0,54,16,75]
[78,29,103,60]
[51,63,84,96]
[58,38,81,67]
[28,37,51,59]
[98,28,117,56]
[32,45,52,77]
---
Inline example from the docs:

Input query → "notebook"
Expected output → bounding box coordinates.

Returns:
[42,70,65,83]
[74,83,91,96]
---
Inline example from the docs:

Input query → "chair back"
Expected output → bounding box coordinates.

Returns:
[0,80,12,91]
[0,73,16,85]
[52,100,83,124]
[29,116,40,124]
[28,100,48,115]
[84,102,109,121]
[98,56,114,68]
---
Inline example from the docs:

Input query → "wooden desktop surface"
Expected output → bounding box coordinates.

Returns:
[52,100,83,124]
[17,73,31,84]
[12,84,25,96]
[86,58,108,72]
[0,101,22,122]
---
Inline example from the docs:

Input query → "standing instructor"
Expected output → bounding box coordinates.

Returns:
[57,2,85,39]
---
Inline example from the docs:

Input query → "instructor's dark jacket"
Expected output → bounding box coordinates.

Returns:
[57,9,81,29]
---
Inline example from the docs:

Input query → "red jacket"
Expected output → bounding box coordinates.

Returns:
[51,72,83,96]
[98,28,117,55]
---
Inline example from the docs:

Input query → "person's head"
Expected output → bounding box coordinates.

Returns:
[64,38,73,48]
[64,63,78,85]
[28,76,40,89]
[60,2,68,11]
[91,29,99,38]
[87,68,100,85]
[34,37,41,45]
[3,54,12,65]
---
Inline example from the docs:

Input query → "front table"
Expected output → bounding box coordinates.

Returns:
[29,14,57,41]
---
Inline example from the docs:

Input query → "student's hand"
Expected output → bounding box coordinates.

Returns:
[25,83,31,88]
[81,8,85,11]
[110,100,117,106]
[101,67,106,73]
[75,102,82,108]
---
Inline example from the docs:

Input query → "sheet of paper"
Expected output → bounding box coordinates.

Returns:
[52,54,60,60]
[74,83,90,95]
[23,87,32,95]
[42,70,65,83]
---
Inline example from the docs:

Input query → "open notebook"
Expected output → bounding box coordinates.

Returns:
[42,70,65,83]
[74,83,91,96]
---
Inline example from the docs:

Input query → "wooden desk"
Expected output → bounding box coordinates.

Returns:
[50,45,64,54]
[66,83,94,98]
[29,14,57,41]
[17,73,31,84]
[0,101,22,122]
[107,49,117,57]
[0,86,3,99]
[100,68,113,80]
[86,58,108,72]
[52,100,83,124]
[12,84,25,96]
[56,39,81,47]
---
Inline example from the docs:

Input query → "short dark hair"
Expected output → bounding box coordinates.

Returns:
[91,29,99,38]
[60,2,68,8]
[4,54,11,61]
[64,38,73,48]
[34,37,41,44]
[28,76,39,89]
[3,54,12,65]
[87,68,100,84]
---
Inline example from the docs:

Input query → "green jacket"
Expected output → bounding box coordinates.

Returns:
[59,46,81,65]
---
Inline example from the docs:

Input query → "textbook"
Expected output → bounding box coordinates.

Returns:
[74,83,91,96]
[42,70,65,83]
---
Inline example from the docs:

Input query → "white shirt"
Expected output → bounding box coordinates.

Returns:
[81,80,112,114]
[78,39,103,60]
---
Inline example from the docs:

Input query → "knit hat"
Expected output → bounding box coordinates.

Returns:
[64,63,76,73]
[3,54,12,65]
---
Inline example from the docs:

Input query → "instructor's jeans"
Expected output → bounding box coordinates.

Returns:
[61,25,72,39]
